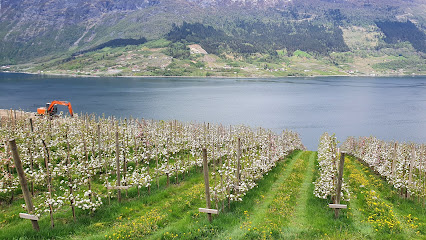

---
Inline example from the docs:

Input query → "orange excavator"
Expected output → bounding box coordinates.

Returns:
[37,101,74,117]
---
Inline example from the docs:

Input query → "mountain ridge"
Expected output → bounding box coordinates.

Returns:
[0,0,425,75]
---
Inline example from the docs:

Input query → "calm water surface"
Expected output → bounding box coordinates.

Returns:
[1,72,425,150]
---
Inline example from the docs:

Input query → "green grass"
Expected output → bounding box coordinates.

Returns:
[293,50,312,58]
[142,39,172,49]
[1,151,426,239]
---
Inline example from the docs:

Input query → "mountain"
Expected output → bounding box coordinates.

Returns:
[0,0,425,76]
[0,0,163,63]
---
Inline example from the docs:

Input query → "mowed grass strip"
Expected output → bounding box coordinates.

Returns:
[221,151,306,240]
[146,151,303,239]
[281,151,316,238]
[238,151,311,239]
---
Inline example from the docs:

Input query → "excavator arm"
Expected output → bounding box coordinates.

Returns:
[47,101,74,117]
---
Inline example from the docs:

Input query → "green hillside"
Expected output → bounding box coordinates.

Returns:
[5,31,425,77]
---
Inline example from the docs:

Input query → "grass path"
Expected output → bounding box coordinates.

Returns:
[223,152,306,239]
[145,151,303,239]
[282,151,316,238]
[209,151,315,240]
[217,151,305,239]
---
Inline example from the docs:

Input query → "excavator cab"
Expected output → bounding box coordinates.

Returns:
[45,103,58,115]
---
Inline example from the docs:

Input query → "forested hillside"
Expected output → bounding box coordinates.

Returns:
[166,21,349,55]
[376,21,426,53]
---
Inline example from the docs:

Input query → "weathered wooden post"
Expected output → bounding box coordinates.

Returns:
[97,124,101,162]
[199,148,218,222]
[175,161,179,184]
[203,148,211,221]
[235,138,241,193]
[9,139,40,231]
[408,145,415,199]
[123,126,128,197]
[392,142,397,177]
[8,109,12,127]
[65,132,76,221]
[156,150,159,189]
[331,147,338,203]
[29,118,34,132]
[173,121,179,185]
[28,118,35,196]
[116,131,121,203]
[166,154,170,187]
[329,152,347,218]
[42,140,55,228]
[268,133,272,162]
[48,117,52,142]
[82,129,92,202]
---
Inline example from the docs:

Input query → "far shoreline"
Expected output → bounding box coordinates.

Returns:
[1,70,425,79]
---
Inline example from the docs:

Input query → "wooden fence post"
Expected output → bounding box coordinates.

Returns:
[235,138,241,193]
[123,126,128,197]
[227,132,231,210]
[212,132,216,181]
[82,130,92,202]
[199,148,219,220]
[29,118,33,132]
[9,139,40,231]
[28,118,35,196]
[203,148,212,222]
[42,140,55,228]
[116,131,121,203]
[408,145,415,199]
[8,109,11,127]
[65,132,76,221]
[13,109,16,126]
[166,143,170,187]
[392,142,397,177]
[97,124,102,164]
[156,147,159,189]
[334,152,346,218]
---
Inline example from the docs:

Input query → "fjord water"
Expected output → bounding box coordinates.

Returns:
[1,72,425,150]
